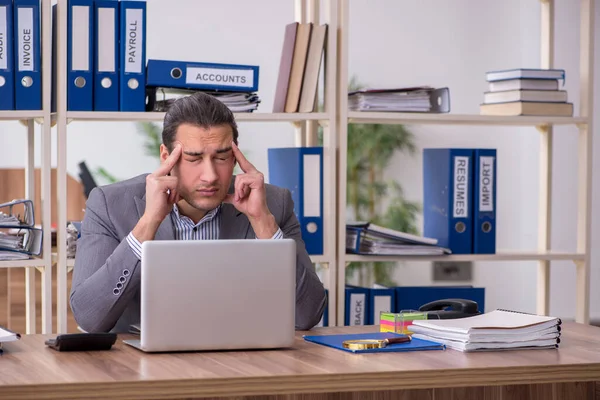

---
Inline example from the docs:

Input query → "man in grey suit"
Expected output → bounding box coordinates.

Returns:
[70,92,327,333]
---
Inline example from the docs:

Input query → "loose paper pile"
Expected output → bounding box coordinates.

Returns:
[408,309,561,352]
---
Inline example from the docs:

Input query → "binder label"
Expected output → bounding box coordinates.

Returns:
[72,6,90,71]
[479,156,494,212]
[350,293,365,325]
[453,156,469,218]
[373,295,392,320]
[0,7,6,69]
[18,8,34,72]
[98,8,116,72]
[303,154,321,217]
[125,9,143,74]
[186,66,254,89]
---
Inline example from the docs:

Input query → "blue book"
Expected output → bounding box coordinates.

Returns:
[486,68,565,82]
[423,148,474,254]
[0,0,15,110]
[267,147,323,255]
[473,149,497,254]
[303,332,445,353]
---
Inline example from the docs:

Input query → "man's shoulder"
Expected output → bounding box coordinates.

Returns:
[90,173,148,202]
[264,183,293,212]
[265,182,289,198]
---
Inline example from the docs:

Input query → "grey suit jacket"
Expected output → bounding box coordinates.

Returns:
[70,174,327,333]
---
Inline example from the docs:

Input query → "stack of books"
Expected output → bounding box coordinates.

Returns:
[408,309,561,352]
[480,68,573,116]
[345,221,450,256]
[273,22,328,113]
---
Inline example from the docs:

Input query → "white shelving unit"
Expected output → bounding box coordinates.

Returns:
[53,0,338,333]
[0,0,53,334]
[335,0,595,326]
[50,0,595,332]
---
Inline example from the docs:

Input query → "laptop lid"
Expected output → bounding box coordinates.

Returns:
[131,238,296,352]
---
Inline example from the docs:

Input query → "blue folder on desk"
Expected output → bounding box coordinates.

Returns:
[303,332,445,353]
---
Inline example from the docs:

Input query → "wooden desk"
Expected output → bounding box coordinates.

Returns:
[2,323,600,400]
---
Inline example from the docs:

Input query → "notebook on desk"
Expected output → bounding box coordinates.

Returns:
[408,309,561,352]
[303,332,445,353]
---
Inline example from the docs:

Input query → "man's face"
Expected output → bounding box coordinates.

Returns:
[160,123,235,214]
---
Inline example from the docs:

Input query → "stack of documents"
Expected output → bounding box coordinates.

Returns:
[348,86,449,113]
[408,309,561,352]
[346,221,450,256]
[147,87,261,113]
[0,326,20,343]
[0,199,43,260]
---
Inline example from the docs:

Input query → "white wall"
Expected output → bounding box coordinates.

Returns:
[0,0,597,320]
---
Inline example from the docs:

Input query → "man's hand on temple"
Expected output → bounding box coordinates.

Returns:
[224,141,279,239]
[133,143,182,242]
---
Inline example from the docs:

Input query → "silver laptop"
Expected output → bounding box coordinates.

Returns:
[123,238,297,352]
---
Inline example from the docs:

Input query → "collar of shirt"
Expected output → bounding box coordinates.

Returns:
[171,203,222,229]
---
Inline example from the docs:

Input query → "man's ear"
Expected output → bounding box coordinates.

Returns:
[159,144,170,163]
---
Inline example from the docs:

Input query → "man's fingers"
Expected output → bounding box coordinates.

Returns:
[231,141,256,173]
[234,174,251,202]
[148,176,179,195]
[155,143,182,176]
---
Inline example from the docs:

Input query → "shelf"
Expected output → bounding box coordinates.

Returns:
[53,251,325,267]
[310,255,332,264]
[0,258,46,268]
[66,111,330,123]
[0,111,46,121]
[344,251,585,263]
[348,112,589,127]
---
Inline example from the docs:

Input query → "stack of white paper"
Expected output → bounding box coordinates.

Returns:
[346,221,450,256]
[0,326,21,343]
[408,309,561,352]
[348,87,434,112]
[150,87,261,113]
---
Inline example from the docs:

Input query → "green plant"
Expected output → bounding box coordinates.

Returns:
[343,77,421,287]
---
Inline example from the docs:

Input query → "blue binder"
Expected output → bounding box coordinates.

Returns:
[267,147,323,255]
[344,286,369,326]
[473,149,497,254]
[395,286,485,314]
[14,0,40,110]
[368,288,396,325]
[119,0,145,111]
[0,0,14,110]
[146,59,259,93]
[67,0,93,111]
[93,0,119,111]
[303,332,445,353]
[423,148,474,254]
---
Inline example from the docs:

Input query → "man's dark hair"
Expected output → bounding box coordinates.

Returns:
[162,92,239,151]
